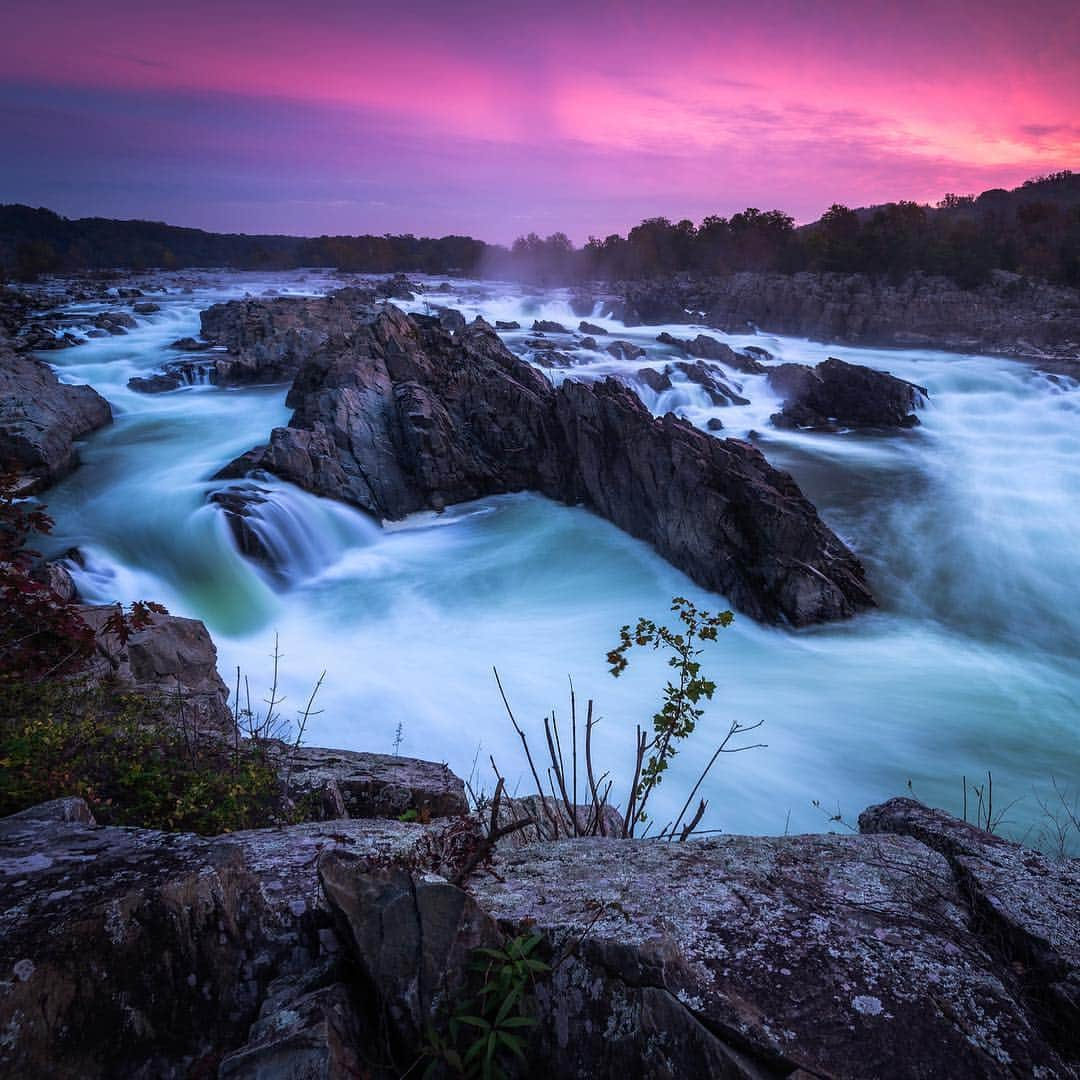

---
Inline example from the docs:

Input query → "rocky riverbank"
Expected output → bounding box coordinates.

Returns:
[4,772,1078,1078]
[584,270,1080,375]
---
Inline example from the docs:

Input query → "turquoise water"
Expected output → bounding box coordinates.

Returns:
[38,271,1080,845]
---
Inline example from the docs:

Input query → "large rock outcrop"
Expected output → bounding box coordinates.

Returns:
[3,791,1078,1078]
[768,356,928,430]
[595,271,1080,369]
[213,298,874,626]
[0,346,111,490]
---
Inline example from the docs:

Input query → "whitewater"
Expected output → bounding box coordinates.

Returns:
[35,271,1080,844]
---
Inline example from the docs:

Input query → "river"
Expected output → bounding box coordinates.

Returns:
[37,270,1080,847]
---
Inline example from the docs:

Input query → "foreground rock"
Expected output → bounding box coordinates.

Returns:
[4,791,1078,1078]
[214,297,873,626]
[0,798,470,1079]
[657,331,767,374]
[0,345,112,490]
[768,356,927,430]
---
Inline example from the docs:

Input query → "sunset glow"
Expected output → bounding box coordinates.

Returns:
[2,0,1077,239]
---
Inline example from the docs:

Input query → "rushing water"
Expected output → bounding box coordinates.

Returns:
[36,271,1080,845]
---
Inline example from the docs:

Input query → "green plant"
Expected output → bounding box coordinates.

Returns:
[421,933,549,1080]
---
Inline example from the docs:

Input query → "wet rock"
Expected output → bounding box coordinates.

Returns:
[657,331,766,374]
[0,346,112,491]
[93,311,137,335]
[470,830,1074,1079]
[128,358,217,393]
[768,356,927,430]
[168,335,210,351]
[207,483,276,565]
[578,321,606,335]
[495,319,521,330]
[214,298,873,625]
[635,366,673,393]
[376,273,417,301]
[133,301,160,315]
[532,319,570,334]
[280,746,469,821]
[706,417,724,431]
[605,339,646,361]
[578,336,598,350]
[433,306,467,332]
[672,360,750,405]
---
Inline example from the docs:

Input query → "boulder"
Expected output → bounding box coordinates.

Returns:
[213,299,873,625]
[495,319,521,330]
[532,319,570,334]
[469,829,1075,1078]
[657,331,766,374]
[78,606,234,734]
[605,339,646,361]
[168,336,211,351]
[578,321,607,335]
[133,301,160,315]
[860,797,1080,1061]
[0,799,468,1079]
[635,366,673,393]
[433,306,467,333]
[280,745,469,821]
[0,346,112,491]
[768,357,927,430]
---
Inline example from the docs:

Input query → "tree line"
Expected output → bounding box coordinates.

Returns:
[2,171,1077,287]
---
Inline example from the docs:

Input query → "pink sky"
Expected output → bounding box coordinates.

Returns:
[1,0,1077,241]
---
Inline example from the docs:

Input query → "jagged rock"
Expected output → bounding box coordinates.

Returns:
[768,357,927,430]
[0,800,465,1079]
[207,483,275,564]
[0,346,112,491]
[635,366,673,393]
[376,274,417,301]
[495,320,521,330]
[532,319,570,333]
[280,746,468,821]
[213,299,873,625]
[578,321,606,335]
[657,331,766,374]
[469,830,1075,1078]
[860,797,1080,1061]
[605,339,646,361]
[433,306,466,332]
[672,360,750,405]
[78,606,234,733]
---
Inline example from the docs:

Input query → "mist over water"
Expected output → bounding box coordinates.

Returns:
[37,272,1080,842]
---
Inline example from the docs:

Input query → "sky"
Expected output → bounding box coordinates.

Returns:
[1,0,1077,243]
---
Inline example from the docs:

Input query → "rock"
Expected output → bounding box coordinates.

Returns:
[280,746,468,821]
[318,857,502,1054]
[742,345,773,362]
[532,319,570,334]
[578,336,598,351]
[0,801,466,1079]
[94,311,137,335]
[133,301,160,314]
[495,320,521,330]
[495,794,625,843]
[657,331,766,374]
[470,829,1075,1078]
[433,306,466,332]
[635,366,673,393]
[0,346,112,491]
[860,797,1080,1061]
[706,417,724,431]
[207,483,275,564]
[578,321,606,335]
[376,274,417,301]
[768,356,927,430]
[672,360,750,405]
[128,358,216,393]
[168,336,210,351]
[214,298,873,625]
[605,339,646,361]
[127,371,181,393]
[77,606,234,733]
[614,271,1080,365]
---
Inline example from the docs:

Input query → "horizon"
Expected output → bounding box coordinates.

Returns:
[2,0,1078,244]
